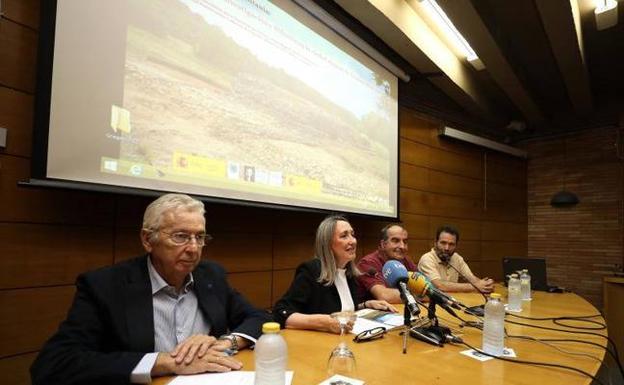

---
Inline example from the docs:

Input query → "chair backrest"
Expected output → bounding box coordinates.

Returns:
[502,257,549,291]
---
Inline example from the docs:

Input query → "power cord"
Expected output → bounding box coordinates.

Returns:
[505,318,623,377]
[507,333,623,380]
[457,340,606,385]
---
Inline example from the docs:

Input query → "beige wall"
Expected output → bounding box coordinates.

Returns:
[0,1,527,383]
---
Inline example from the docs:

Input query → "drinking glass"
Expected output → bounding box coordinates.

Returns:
[327,342,357,377]
[330,310,357,340]
[327,311,357,377]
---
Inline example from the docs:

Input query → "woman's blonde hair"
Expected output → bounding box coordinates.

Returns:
[315,214,360,285]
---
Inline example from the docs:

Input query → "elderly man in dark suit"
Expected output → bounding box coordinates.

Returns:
[31,193,269,385]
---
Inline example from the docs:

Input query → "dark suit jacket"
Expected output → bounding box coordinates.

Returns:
[273,259,367,327]
[30,255,269,385]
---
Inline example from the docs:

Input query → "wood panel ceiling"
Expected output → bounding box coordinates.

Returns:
[318,0,624,141]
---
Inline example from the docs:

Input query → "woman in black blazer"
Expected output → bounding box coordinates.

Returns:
[273,215,396,333]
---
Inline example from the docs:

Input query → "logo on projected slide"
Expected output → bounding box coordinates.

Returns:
[130,164,143,176]
[103,160,118,172]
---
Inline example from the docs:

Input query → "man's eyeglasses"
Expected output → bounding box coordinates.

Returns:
[353,326,386,343]
[160,231,213,246]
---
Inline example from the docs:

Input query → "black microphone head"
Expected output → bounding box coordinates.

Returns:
[367,267,377,277]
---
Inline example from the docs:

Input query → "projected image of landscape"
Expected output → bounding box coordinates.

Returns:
[47,0,398,216]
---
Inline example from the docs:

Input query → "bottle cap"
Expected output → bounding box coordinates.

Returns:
[490,293,501,299]
[262,322,281,333]
[510,273,518,278]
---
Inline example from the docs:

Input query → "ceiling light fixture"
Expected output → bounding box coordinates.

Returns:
[594,0,618,30]
[420,0,485,70]
[439,126,527,158]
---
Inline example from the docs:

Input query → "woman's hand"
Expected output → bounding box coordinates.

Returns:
[365,300,398,313]
[325,315,354,334]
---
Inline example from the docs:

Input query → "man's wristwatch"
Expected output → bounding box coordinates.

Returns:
[218,334,239,352]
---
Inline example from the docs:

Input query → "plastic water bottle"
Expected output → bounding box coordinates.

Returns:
[507,274,522,312]
[482,293,505,356]
[520,269,532,301]
[254,322,287,385]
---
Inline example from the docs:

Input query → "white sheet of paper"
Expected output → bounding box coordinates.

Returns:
[351,317,391,335]
[168,370,294,385]
[350,311,404,335]
[318,374,365,385]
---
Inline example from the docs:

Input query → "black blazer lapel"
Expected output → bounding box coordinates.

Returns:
[124,256,155,352]
[193,266,227,336]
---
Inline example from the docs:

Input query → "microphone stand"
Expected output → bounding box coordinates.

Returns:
[402,301,411,354]
[428,298,438,326]
[446,262,488,317]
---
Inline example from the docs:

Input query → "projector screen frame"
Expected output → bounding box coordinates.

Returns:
[29,0,401,220]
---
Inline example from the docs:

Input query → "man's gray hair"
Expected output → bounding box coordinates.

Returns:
[380,223,405,241]
[315,214,360,285]
[142,193,205,240]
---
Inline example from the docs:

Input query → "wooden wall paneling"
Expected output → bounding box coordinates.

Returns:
[0,88,33,157]
[428,193,483,220]
[409,239,432,265]
[453,240,481,263]
[400,139,430,167]
[428,146,482,179]
[0,18,37,92]
[487,182,526,204]
[480,241,527,260]
[482,199,527,223]
[113,228,145,263]
[399,163,429,191]
[464,261,483,279]
[478,259,504,282]
[227,272,272,309]
[429,169,482,199]
[207,204,279,234]
[487,154,527,186]
[350,217,393,238]
[114,195,152,229]
[399,213,429,240]
[481,221,528,241]
[273,234,314,270]
[0,223,113,289]
[0,352,37,385]
[272,269,295,306]
[272,211,327,235]
[0,286,75,357]
[2,0,40,29]
[399,111,437,144]
[206,232,272,272]
[428,216,481,241]
[356,236,380,259]
[0,156,116,224]
[399,188,429,215]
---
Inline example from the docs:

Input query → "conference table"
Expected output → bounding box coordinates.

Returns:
[154,289,608,385]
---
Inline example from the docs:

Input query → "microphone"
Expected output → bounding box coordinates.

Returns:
[366,267,377,277]
[444,262,488,316]
[407,272,463,310]
[382,260,420,316]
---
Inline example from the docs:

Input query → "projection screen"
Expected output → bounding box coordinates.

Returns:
[36,0,399,217]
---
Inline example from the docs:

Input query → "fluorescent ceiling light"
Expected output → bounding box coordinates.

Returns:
[439,126,527,158]
[420,0,483,69]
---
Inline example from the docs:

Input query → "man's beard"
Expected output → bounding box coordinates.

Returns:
[436,248,451,262]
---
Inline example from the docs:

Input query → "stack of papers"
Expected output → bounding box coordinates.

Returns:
[351,309,404,335]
